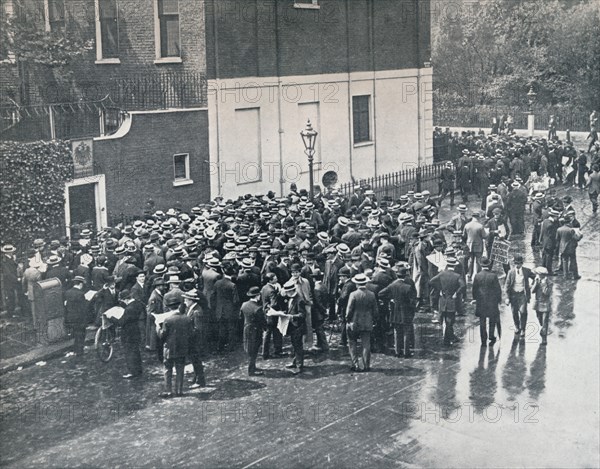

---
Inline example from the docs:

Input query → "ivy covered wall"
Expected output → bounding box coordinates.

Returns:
[0,140,73,248]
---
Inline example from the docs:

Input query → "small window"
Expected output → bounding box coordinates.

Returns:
[173,153,192,186]
[98,0,119,59]
[352,95,371,144]
[294,0,319,9]
[157,0,180,58]
[47,0,65,32]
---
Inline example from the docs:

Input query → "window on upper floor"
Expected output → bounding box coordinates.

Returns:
[156,0,180,59]
[46,0,65,32]
[96,0,119,61]
[294,0,319,9]
[352,95,371,144]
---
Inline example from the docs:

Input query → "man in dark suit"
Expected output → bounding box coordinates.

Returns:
[91,256,111,291]
[46,255,72,291]
[185,288,210,387]
[283,282,307,374]
[1,245,20,318]
[438,161,455,207]
[201,258,221,311]
[539,209,559,274]
[159,297,192,397]
[261,273,284,359]
[311,269,330,352]
[429,258,465,346]
[472,257,503,345]
[145,277,166,358]
[345,274,377,372]
[240,286,266,376]
[118,289,144,379]
[556,218,582,279]
[379,267,417,358]
[92,275,118,326]
[504,254,533,336]
[214,265,241,352]
[463,211,487,282]
[64,276,88,356]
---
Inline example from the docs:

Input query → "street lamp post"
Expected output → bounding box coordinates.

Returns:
[300,119,318,201]
[527,85,537,137]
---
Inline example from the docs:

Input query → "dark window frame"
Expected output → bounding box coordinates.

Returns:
[99,0,119,59]
[158,0,180,58]
[352,95,371,144]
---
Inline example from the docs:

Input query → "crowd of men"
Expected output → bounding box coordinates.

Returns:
[1,130,599,398]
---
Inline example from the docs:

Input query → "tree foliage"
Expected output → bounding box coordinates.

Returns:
[0,140,74,245]
[433,0,600,110]
[0,1,94,104]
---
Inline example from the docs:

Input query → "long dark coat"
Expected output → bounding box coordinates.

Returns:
[472,269,502,319]
[160,312,192,360]
[64,287,87,326]
[379,279,416,325]
[240,300,266,354]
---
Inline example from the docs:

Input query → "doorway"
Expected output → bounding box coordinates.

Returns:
[68,183,97,232]
[64,175,107,237]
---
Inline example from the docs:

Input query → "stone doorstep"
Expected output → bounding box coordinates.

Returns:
[0,328,96,376]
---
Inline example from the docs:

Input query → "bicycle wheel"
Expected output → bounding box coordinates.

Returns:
[95,327,114,362]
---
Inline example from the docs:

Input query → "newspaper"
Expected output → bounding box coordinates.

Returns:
[84,290,97,301]
[103,306,125,321]
[427,252,447,272]
[277,315,290,336]
[152,311,178,327]
[266,308,287,317]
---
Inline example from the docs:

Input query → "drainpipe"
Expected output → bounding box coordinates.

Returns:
[274,2,285,196]
[415,0,422,170]
[345,0,353,180]
[211,0,223,197]
[370,0,378,177]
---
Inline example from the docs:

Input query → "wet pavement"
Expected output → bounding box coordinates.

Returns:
[1,186,598,468]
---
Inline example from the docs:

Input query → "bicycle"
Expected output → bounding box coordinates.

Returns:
[95,312,121,362]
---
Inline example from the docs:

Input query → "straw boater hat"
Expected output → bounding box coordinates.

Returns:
[2,244,16,254]
[352,274,369,286]
[283,282,297,295]
[182,289,201,301]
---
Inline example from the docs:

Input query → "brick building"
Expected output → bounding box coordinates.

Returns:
[1,0,432,234]
[0,0,210,235]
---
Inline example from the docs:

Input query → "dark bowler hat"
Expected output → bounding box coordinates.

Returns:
[247,286,261,297]
[164,295,181,307]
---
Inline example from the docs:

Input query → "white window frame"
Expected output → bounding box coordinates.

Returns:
[154,0,182,64]
[294,0,320,9]
[94,0,121,64]
[173,153,193,186]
